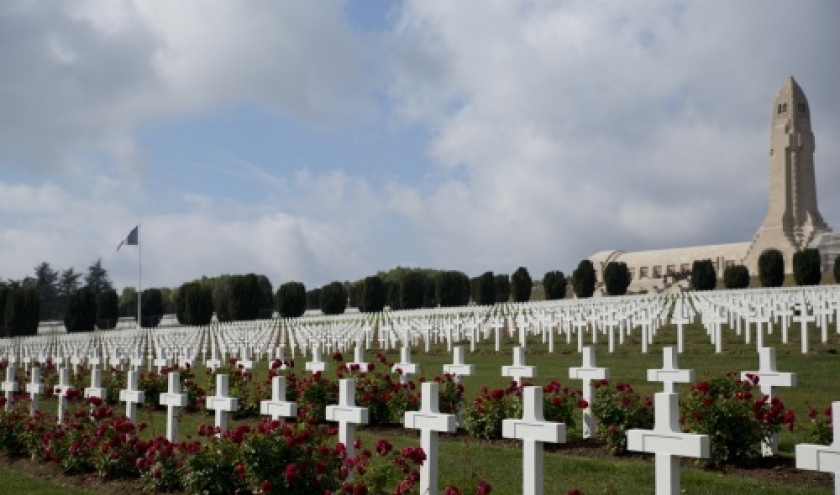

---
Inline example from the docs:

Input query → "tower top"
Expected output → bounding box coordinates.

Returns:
[773,76,809,120]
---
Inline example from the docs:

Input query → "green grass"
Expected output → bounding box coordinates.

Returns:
[2,317,838,493]
[0,463,92,495]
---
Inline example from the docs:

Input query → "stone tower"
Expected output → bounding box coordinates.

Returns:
[744,76,831,272]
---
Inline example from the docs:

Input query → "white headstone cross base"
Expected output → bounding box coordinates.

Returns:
[628,393,710,495]
[159,372,188,441]
[305,347,328,375]
[84,367,108,416]
[260,376,297,423]
[26,366,45,416]
[392,346,419,385]
[404,382,456,495]
[627,347,708,495]
[206,374,238,435]
[2,363,19,411]
[326,379,369,459]
[796,401,840,493]
[443,346,474,383]
[502,386,566,495]
[53,367,73,424]
[569,346,609,438]
[119,370,146,424]
[648,347,694,393]
[741,347,796,456]
[501,347,535,385]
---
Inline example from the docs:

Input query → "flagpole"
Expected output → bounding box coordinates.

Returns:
[138,224,142,330]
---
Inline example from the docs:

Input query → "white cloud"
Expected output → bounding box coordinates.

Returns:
[0,0,370,175]
[2,1,839,291]
[0,170,383,290]
[384,0,840,276]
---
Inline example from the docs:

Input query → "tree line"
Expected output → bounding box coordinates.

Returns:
[283,266,581,318]
[3,249,838,335]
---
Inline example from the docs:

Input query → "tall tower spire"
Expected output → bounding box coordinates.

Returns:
[743,77,831,272]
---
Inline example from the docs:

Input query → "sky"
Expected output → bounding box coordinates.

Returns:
[1,0,839,292]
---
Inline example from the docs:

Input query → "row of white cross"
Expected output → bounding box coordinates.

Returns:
[2,285,837,382]
[3,343,837,495]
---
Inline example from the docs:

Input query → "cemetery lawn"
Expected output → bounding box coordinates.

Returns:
[0,460,103,494]
[2,318,838,493]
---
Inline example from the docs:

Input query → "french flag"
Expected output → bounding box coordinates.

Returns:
[117,226,139,251]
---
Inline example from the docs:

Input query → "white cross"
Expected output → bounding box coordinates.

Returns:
[206,374,238,435]
[775,306,793,344]
[160,372,188,441]
[119,370,146,424]
[392,346,419,385]
[502,347,535,385]
[153,348,170,373]
[84,366,108,413]
[130,352,146,372]
[404,382,457,495]
[260,376,297,423]
[793,304,815,354]
[502,386,566,495]
[88,349,102,370]
[273,346,288,369]
[572,317,588,353]
[443,346,474,383]
[741,347,796,456]
[236,346,254,371]
[569,346,610,438]
[326,379,369,459]
[491,319,504,352]
[627,392,710,495]
[704,310,727,354]
[305,346,328,375]
[110,350,126,371]
[206,345,222,371]
[796,401,840,493]
[53,367,73,424]
[670,311,691,354]
[26,366,45,416]
[601,315,620,354]
[179,347,195,369]
[648,347,694,393]
[348,343,368,373]
[70,351,85,374]
[2,362,19,411]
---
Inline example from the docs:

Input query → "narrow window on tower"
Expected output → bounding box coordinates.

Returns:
[798,102,807,114]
